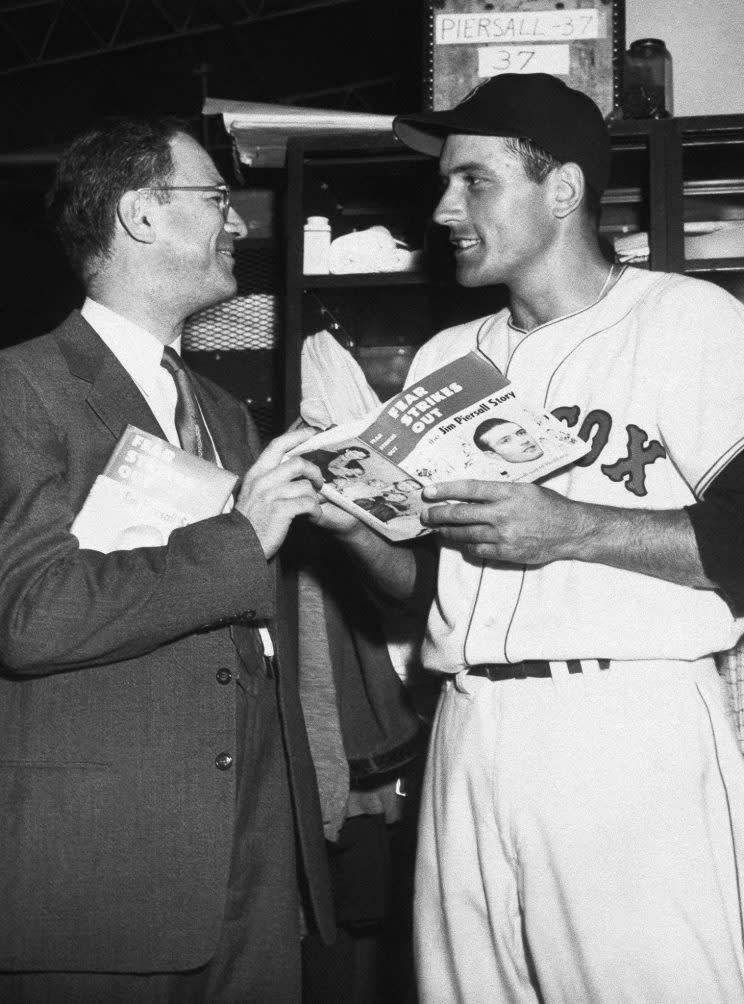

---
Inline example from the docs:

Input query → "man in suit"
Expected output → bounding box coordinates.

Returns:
[0,116,333,1002]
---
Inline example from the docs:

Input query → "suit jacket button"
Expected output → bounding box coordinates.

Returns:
[216,667,232,685]
[215,752,233,770]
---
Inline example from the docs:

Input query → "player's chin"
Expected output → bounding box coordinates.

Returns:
[455,267,485,288]
[455,256,501,289]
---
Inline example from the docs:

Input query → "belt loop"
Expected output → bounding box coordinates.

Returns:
[549,661,571,684]
[454,669,473,695]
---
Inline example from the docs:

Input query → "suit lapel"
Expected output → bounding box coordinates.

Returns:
[55,311,254,481]
[55,311,168,444]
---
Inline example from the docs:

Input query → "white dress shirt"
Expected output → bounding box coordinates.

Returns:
[81,297,182,448]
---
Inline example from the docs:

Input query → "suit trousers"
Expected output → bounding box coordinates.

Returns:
[1,668,301,1004]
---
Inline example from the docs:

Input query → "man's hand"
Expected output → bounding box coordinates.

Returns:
[420,478,714,590]
[236,427,325,560]
[309,496,365,538]
[420,480,586,565]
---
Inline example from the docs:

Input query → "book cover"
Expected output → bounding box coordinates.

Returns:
[292,351,590,541]
[71,425,239,552]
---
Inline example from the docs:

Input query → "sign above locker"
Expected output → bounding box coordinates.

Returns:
[424,0,625,120]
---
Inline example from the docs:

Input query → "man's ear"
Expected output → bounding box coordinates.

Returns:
[117,190,157,244]
[551,162,585,220]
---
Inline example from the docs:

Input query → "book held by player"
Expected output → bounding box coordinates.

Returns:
[291,351,590,542]
[71,425,238,552]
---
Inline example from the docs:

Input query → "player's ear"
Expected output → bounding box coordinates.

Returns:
[551,162,584,220]
[117,189,158,244]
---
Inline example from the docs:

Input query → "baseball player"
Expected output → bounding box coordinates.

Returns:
[313,73,744,1003]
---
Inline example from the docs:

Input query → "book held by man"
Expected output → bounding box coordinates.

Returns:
[71,425,238,552]
[291,351,590,542]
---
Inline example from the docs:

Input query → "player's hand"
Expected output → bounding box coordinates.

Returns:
[236,427,325,559]
[420,480,585,565]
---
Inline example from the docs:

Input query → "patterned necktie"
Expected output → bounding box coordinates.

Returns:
[160,345,217,462]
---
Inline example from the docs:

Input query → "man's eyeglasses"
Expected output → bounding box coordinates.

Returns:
[138,184,231,221]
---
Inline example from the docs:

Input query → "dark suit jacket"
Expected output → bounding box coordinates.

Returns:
[0,312,333,972]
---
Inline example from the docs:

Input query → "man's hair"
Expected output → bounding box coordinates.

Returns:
[46,115,191,283]
[473,416,519,452]
[503,136,602,220]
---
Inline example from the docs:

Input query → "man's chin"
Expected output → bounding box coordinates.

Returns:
[208,276,238,304]
[187,281,237,318]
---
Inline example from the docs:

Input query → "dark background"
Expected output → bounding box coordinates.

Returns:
[0,0,426,345]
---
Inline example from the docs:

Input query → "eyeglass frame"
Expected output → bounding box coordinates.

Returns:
[137,184,231,221]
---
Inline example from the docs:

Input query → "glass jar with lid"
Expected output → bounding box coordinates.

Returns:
[622,38,673,119]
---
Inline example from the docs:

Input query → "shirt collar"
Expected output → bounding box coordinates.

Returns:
[80,298,182,399]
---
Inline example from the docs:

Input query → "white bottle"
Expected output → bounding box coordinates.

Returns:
[303,216,331,274]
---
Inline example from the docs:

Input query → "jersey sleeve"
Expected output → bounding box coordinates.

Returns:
[655,277,744,499]
[686,450,744,614]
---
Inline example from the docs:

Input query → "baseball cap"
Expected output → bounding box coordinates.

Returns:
[393,73,611,197]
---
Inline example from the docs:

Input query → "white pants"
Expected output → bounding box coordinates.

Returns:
[414,658,744,1003]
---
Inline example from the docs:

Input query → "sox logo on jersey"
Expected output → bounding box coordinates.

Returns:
[552,405,667,497]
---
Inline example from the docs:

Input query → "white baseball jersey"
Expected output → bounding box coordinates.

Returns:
[407,266,744,672]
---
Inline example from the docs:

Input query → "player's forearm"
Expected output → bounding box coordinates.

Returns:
[335,521,433,609]
[563,502,713,588]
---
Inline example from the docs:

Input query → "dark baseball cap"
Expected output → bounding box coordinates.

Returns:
[393,73,611,197]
